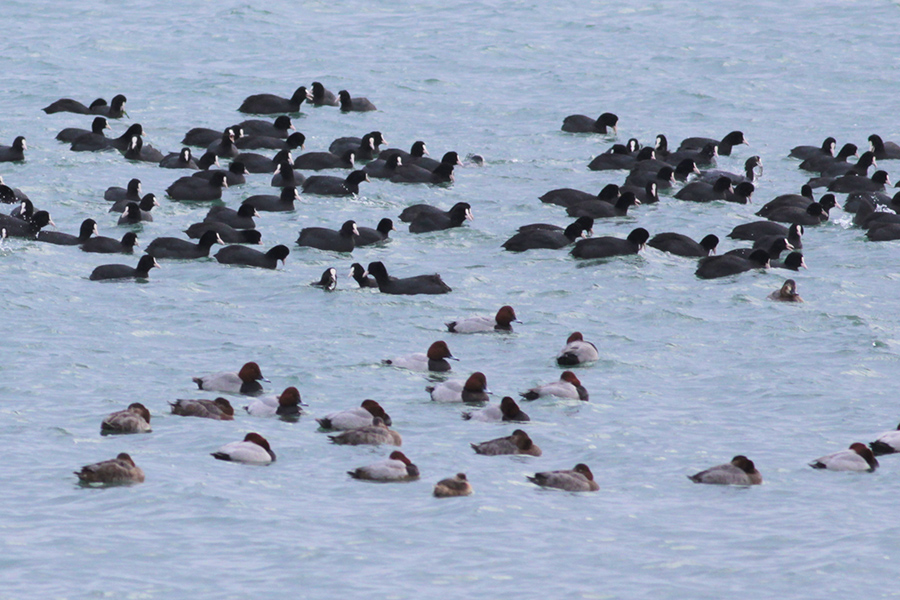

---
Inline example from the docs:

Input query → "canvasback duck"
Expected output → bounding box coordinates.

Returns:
[446,305,520,333]
[557,332,599,366]
[383,340,457,372]
[427,372,490,403]
[192,361,268,396]
[244,386,305,419]
[348,451,419,482]
[521,371,589,401]
[462,396,529,422]
[211,432,276,465]
[75,453,144,485]
[101,403,151,435]
[169,397,235,420]
[328,417,401,446]
[433,473,473,497]
[870,424,900,456]
[471,429,542,456]
[528,463,599,491]
[809,443,879,472]
[768,279,803,302]
[316,400,392,430]
[688,456,762,485]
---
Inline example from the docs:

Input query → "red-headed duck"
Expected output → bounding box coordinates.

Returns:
[101,403,152,435]
[433,473,473,497]
[316,399,392,430]
[383,340,457,372]
[528,463,599,491]
[348,451,419,481]
[471,429,542,456]
[211,432,276,465]
[810,443,879,472]
[688,455,762,485]
[427,372,490,403]
[192,361,268,396]
[75,452,144,485]
[244,387,305,419]
[446,305,520,333]
[328,417,401,446]
[170,397,235,420]
[462,396,529,422]
[521,371,588,401]
[870,423,900,456]
[556,332,599,366]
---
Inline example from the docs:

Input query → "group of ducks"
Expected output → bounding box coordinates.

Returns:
[74,324,604,494]
[75,313,900,491]
[10,93,900,492]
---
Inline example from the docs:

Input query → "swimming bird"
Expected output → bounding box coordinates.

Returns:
[311,267,337,291]
[44,94,127,117]
[433,473,473,497]
[409,201,472,233]
[768,279,803,302]
[462,396,529,422]
[37,218,97,246]
[185,221,262,245]
[561,112,618,134]
[311,82,339,107]
[338,90,377,112]
[328,417,402,446]
[100,403,152,435]
[869,424,900,456]
[245,387,305,419]
[471,429,542,456]
[159,147,200,169]
[648,232,719,257]
[556,332,599,366]
[679,130,747,156]
[316,399,392,430]
[383,340,457,372]
[0,136,26,162]
[192,361,268,396]
[570,227,649,259]
[566,192,639,218]
[145,230,223,260]
[204,204,258,229]
[427,372,490,403]
[527,464,599,491]
[301,170,369,197]
[238,86,312,114]
[355,218,394,246]
[166,171,228,201]
[214,244,289,269]
[446,305,519,333]
[809,443,878,472]
[348,451,419,482]
[695,249,769,279]
[89,255,158,281]
[349,262,378,288]
[56,116,109,144]
[234,116,294,139]
[169,397,235,420]
[75,453,144,485]
[688,455,762,485]
[521,371,588,401]
[81,231,139,254]
[297,220,359,253]
[790,137,836,160]
[243,187,300,212]
[212,433,276,465]
[293,149,355,171]
[365,261,451,295]
[868,134,900,160]
[539,184,620,209]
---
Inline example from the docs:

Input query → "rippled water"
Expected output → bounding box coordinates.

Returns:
[3,1,900,598]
